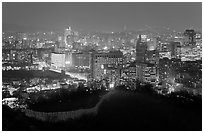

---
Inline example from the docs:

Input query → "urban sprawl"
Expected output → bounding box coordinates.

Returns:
[2,27,202,109]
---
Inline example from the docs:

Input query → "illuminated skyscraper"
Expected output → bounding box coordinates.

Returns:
[51,52,66,69]
[158,58,174,88]
[195,32,202,47]
[90,51,123,86]
[64,26,79,49]
[64,26,73,48]
[136,34,147,62]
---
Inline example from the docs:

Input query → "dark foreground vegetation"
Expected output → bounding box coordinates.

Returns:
[27,88,105,112]
[3,85,202,131]
[2,70,68,80]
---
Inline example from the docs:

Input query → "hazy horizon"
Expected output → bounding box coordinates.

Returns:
[2,2,202,33]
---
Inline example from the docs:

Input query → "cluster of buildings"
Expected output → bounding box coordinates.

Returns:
[2,27,202,93]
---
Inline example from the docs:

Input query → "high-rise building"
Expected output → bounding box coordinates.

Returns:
[195,32,202,47]
[121,62,137,80]
[158,58,174,88]
[135,61,157,85]
[51,52,66,69]
[90,50,123,86]
[136,35,147,62]
[121,61,157,84]
[158,42,172,59]
[64,27,79,49]
[169,41,181,59]
[142,63,157,84]
[64,27,73,48]
[72,52,91,69]
[183,29,196,46]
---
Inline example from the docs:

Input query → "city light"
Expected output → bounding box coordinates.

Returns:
[65,61,71,64]
[2,2,202,130]
[103,46,108,50]
[109,82,115,89]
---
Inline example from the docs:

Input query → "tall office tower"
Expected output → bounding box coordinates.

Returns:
[145,37,159,63]
[195,32,202,47]
[181,30,202,61]
[141,63,157,84]
[51,52,66,69]
[158,58,174,88]
[135,62,157,85]
[158,42,172,59]
[170,41,181,59]
[64,26,73,48]
[195,32,202,60]
[183,29,196,46]
[121,61,157,85]
[121,61,137,80]
[136,34,147,62]
[90,50,123,86]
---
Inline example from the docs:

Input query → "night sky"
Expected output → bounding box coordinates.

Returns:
[2,2,202,33]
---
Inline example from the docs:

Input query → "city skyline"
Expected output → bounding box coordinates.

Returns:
[2,2,202,131]
[2,2,202,33]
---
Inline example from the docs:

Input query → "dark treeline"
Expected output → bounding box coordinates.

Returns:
[27,88,105,112]
[2,70,68,80]
[3,84,202,131]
